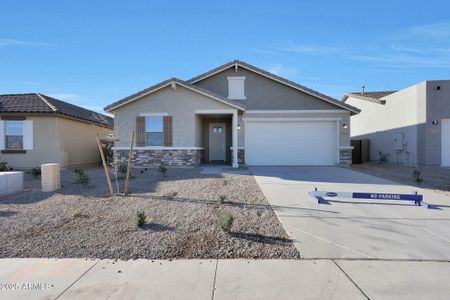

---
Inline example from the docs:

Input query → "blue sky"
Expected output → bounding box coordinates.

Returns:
[1,0,450,114]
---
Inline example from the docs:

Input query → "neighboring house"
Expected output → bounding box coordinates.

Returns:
[342,80,450,167]
[0,93,113,168]
[105,60,359,167]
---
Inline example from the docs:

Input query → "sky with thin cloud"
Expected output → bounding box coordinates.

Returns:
[1,0,449,114]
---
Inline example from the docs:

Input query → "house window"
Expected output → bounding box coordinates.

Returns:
[227,76,246,100]
[5,121,24,150]
[146,116,163,146]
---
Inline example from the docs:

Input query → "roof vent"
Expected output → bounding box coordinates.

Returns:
[361,85,365,94]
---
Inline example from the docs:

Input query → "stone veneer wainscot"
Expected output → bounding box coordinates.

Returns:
[339,149,352,165]
[116,149,204,167]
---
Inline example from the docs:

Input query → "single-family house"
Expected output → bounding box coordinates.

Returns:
[0,93,113,168]
[105,60,360,167]
[342,80,450,166]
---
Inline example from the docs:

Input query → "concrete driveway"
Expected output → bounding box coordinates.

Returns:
[249,166,450,260]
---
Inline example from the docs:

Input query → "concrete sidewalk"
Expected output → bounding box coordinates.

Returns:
[1,258,450,299]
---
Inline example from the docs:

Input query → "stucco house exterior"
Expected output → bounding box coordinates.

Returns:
[0,93,113,168]
[342,80,450,167]
[105,60,360,167]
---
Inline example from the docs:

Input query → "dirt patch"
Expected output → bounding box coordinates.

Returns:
[0,167,299,260]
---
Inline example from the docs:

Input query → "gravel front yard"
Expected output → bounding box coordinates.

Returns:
[0,167,299,260]
[352,162,450,194]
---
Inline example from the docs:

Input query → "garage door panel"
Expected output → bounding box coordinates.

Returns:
[245,121,337,165]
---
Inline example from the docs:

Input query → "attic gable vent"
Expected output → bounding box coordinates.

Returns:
[227,76,246,100]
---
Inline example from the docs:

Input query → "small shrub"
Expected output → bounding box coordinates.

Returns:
[378,151,389,164]
[218,212,234,233]
[413,170,423,183]
[135,210,147,227]
[0,162,10,172]
[70,206,81,218]
[31,167,41,178]
[218,195,227,204]
[115,158,128,174]
[164,191,178,200]
[74,169,89,186]
[159,163,167,176]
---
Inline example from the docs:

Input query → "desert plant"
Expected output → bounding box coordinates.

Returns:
[413,170,423,183]
[69,206,81,218]
[163,191,178,200]
[115,158,128,174]
[159,163,167,176]
[31,167,41,178]
[378,151,389,164]
[135,210,147,227]
[74,169,89,186]
[218,195,227,204]
[218,212,234,233]
[0,162,10,172]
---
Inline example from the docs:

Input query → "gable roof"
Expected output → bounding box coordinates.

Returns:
[104,78,245,112]
[0,93,113,127]
[341,90,398,105]
[188,60,360,114]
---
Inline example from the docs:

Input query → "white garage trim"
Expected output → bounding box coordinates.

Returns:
[245,120,339,165]
[442,119,450,167]
[243,117,343,122]
[245,110,349,114]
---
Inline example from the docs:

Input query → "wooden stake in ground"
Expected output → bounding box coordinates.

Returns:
[96,133,114,195]
[124,131,135,196]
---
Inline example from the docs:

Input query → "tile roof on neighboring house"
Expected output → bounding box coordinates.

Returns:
[341,90,398,105]
[104,78,246,112]
[188,60,361,114]
[0,93,113,127]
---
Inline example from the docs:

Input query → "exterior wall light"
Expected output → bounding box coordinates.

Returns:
[237,124,241,131]
[342,124,349,129]
[432,120,439,125]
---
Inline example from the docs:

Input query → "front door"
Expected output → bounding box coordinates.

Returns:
[209,123,226,161]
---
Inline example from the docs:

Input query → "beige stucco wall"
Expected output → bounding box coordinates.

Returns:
[346,83,423,165]
[0,115,112,169]
[112,85,236,148]
[56,117,111,167]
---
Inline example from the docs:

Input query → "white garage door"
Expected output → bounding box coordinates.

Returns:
[245,121,337,165]
[442,119,450,167]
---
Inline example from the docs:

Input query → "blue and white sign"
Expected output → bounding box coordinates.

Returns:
[309,189,430,209]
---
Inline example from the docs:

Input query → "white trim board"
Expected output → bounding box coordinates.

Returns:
[243,117,343,122]
[140,112,169,117]
[113,146,205,150]
[245,110,349,114]
[195,109,238,114]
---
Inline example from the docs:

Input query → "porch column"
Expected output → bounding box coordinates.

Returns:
[232,110,239,168]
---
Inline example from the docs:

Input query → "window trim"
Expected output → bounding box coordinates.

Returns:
[145,116,164,146]
[4,120,24,150]
[227,76,246,100]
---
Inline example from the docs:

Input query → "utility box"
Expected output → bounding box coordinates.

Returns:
[351,139,370,164]
[41,163,61,192]
[393,133,404,151]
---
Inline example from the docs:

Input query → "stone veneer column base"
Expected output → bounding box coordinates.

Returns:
[338,149,352,165]
[116,149,204,167]
[230,149,245,165]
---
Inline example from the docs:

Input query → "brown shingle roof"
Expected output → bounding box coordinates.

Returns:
[188,60,360,114]
[0,93,113,127]
[104,78,245,112]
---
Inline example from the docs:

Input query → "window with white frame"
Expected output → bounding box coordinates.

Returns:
[5,120,24,150]
[227,76,246,100]
[146,116,164,146]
